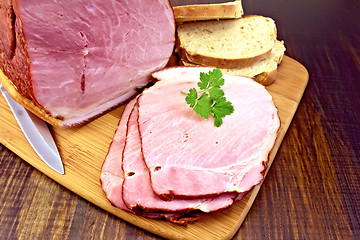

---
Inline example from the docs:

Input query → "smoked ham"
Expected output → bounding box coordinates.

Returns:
[101,67,280,224]
[0,0,175,128]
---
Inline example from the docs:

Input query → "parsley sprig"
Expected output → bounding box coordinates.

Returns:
[181,69,234,127]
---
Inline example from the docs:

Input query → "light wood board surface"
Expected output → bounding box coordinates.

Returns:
[0,55,308,240]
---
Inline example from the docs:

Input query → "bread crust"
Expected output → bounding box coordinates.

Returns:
[177,45,272,69]
[173,0,243,23]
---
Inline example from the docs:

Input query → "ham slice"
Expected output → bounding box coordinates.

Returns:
[138,67,280,199]
[101,98,137,211]
[0,0,175,127]
[122,103,238,213]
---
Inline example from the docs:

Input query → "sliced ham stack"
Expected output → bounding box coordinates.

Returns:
[101,67,280,225]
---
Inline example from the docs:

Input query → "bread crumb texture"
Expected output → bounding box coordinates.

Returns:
[177,16,277,59]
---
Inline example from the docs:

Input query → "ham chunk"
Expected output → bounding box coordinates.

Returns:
[0,0,175,127]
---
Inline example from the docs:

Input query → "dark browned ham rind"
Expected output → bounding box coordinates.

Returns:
[0,0,33,99]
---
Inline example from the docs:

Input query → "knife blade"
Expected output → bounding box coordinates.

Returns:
[0,84,64,174]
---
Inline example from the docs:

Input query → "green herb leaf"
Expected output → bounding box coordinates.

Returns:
[181,69,234,127]
[208,68,224,87]
[213,114,223,127]
[194,93,213,119]
[208,86,224,100]
[198,72,210,90]
[212,96,235,118]
[184,88,198,107]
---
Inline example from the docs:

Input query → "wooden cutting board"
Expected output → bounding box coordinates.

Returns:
[0,55,308,240]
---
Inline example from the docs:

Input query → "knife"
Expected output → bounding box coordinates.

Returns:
[0,84,64,174]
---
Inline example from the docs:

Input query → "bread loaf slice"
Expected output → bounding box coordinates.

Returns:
[176,15,277,69]
[173,0,243,23]
[180,40,286,86]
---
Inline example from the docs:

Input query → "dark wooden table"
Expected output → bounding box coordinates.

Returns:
[1,0,359,239]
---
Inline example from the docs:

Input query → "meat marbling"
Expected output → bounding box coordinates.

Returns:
[0,0,175,127]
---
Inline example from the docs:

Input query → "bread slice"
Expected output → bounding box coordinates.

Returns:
[173,0,243,23]
[176,15,277,69]
[180,40,286,86]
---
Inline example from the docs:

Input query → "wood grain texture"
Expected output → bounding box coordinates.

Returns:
[0,56,308,240]
[1,0,360,239]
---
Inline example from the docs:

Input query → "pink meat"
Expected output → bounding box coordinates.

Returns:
[122,104,238,213]
[100,98,188,222]
[13,0,175,126]
[138,67,280,199]
[101,98,227,224]
[101,98,138,211]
